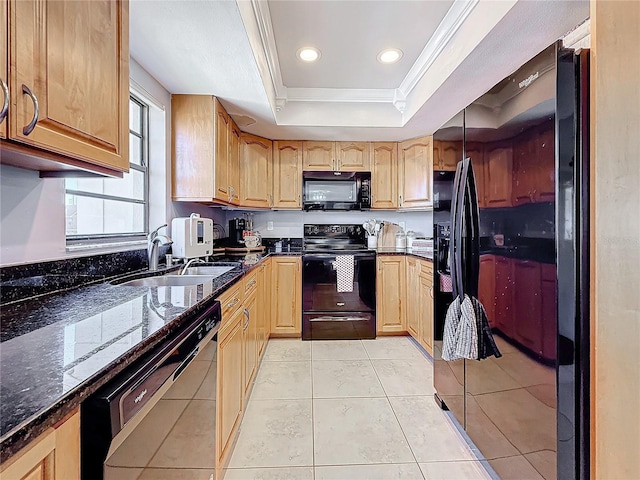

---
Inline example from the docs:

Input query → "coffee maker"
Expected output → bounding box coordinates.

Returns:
[228,218,247,247]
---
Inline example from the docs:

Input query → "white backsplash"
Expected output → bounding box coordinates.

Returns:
[226,210,434,239]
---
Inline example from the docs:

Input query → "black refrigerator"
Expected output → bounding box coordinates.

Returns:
[432,43,590,480]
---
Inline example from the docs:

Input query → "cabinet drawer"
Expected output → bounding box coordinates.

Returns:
[420,259,433,274]
[244,269,259,296]
[217,282,244,322]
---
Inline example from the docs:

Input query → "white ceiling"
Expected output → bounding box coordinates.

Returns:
[129,0,589,141]
[268,0,453,89]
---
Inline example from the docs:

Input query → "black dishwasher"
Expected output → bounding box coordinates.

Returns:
[81,300,220,480]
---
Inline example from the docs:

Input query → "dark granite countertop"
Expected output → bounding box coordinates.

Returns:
[375,248,434,261]
[0,252,290,461]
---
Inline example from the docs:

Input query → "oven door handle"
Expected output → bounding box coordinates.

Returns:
[303,253,375,260]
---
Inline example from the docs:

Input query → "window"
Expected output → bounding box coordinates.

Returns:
[65,96,149,245]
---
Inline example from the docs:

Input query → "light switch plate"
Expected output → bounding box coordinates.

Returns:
[267,221,274,231]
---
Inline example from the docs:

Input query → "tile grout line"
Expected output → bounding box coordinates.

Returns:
[310,341,316,479]
[368,339,427,480]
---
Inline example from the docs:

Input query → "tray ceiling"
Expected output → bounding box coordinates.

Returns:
[130,0,589,141]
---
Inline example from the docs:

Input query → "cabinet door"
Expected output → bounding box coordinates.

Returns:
[0,0,6,140]
[541,263,557,361]
[535,123,555,202]
[432,140,443,170]
[512,131,536,206]
[494,256,514,338]
[512,260,543,354]
[214,99,230,201]
[228,120,241,205]
[216,311,244,464]
[271,257,302,336]
[398,136,433,209]
[484,145,513,208]
[441,141,461,171]
[478,255,496,327]
[371,142,398,209]
[273,141,302,209]
[242,292,258,400]
[257,260,271,357]
[10,0,129,172]
[466,142,485,207]
[419,266,434,355]
[405,257,420,338]
[240,133,272,208]
[336,141,370,171]
[376,256,406,333]
[302,141,334,171]
[171,95,214,201]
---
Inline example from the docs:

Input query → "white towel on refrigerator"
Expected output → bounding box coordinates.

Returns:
[334,255,354,293]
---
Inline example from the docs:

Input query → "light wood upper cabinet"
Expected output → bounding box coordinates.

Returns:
[273,141,302,209]
[484,144,513,208]
[0,409,80,480]
[215,100,231,201]
[371,142,398,209]
[228,120,241,206]
[240,132,272,208]
[271,257,302,336]
[172,95,236,204]
[398,136,433,209]
[376,256,406,333]
[0,0,6,140]
[302,141,370,171]
[335,141,370,171]
[6,0,129,174]
[302,141,334,170]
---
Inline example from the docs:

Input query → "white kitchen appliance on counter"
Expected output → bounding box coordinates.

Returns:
[171,213,214,259]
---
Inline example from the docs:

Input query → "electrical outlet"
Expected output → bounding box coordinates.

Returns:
[267,221,274,231]
[399,221,406,231]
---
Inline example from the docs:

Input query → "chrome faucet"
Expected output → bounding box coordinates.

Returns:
[148,224,173,271]
[180,258,205,275]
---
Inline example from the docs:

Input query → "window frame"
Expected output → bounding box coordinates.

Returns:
[65,94,150,246]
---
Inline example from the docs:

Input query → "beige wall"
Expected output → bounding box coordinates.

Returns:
[591,1,640,478]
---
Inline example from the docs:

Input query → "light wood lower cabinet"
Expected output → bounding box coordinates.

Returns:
[257,259,272,356]
[0,410,80,480]
[271,257,302,336]
[418,261,434,355]
[405,257,420,337]
[216,307,244,470]
[242,290,258,401]
[376,256,406,334]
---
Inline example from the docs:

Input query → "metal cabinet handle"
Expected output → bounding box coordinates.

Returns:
[429,286,434,298]
[247,279,257,288]
[243,308,250,330]
[227,297,240,309]
[0,78,8,125]
[22,84,39,136]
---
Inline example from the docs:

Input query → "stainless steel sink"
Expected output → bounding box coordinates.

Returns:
[118,275,216,287]
[181,265,236,276]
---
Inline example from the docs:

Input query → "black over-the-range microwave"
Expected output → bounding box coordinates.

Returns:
[302,171,371,211]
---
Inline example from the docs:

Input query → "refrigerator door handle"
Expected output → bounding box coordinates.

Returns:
[450,162,464,300]
[453,158,469,300]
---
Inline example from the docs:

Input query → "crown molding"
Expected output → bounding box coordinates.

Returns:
[398,0,479,97]
[244,0,478,117]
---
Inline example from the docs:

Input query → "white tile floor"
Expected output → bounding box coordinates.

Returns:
[225,336,494,480]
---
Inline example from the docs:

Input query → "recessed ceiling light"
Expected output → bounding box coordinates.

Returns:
[297,47,321,63]
[377,48,403,64]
